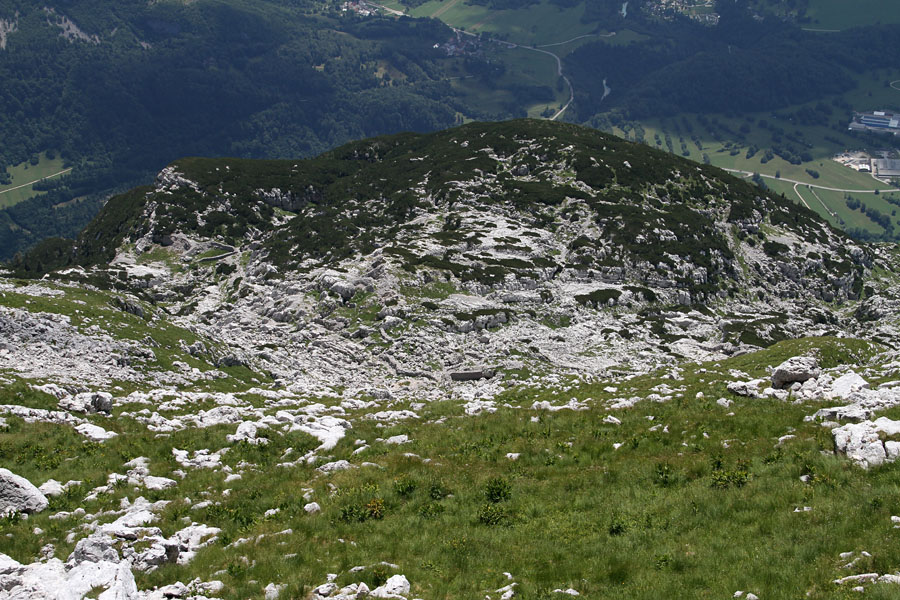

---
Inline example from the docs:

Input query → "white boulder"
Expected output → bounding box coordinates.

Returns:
[39,479,66,498]
[0,468,48,514]
[370,574,410,599]
[833,417,900,468]
[59,391,114,414]
[830,372,869,400]
[771,356,820,389]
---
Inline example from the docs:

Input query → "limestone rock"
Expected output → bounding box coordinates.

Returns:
[317,460,354,474]
[0,468,48,514]
[370,574,410,599]
[727,379,765,397]
[59,391,114,414]
[75,422,118,442]
[830,372,869,400]
[39,479,65,498]
[771,356,820,389]
[449,369,494,382]
[833,417,900,468]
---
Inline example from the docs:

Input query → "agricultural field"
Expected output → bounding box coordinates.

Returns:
[447,44,570,119]
[0,153,69,209]
[803,0,900,31]
[609,67,900,238]
[408,0,600,47]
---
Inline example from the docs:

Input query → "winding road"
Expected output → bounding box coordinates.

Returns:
[451,27,601,121]
[375,1,614,122]
[536,32,615,49]
[891,80,900,92]
[724,168,888,194]
[725,167,898,216]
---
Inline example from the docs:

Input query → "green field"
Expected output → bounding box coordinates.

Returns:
[803,0,900,31]
[446,44,570,119]
[409,0,598,47]
[609,65,900,238]
[0,153,69,209]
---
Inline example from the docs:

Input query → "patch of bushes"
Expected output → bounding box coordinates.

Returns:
[477,503,510,526]
[484,476,511,503]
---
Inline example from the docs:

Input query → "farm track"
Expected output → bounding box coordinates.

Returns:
[0,168,72,197]
[431,0,465,19]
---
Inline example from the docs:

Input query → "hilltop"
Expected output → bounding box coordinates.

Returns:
[3,120,900,598]
[10,119,876,385]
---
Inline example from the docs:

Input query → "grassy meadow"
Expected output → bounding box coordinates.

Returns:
[0,152,69,209]
[409,0,598,47]
[611,66,900,237]
[4,327,900,598]
[803,0,900,30]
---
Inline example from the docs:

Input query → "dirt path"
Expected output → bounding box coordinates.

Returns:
[368,1,405,16]
[891,80,900,92]
[536,32,615,48]
[431,0,465,19]
[0,168,72,196]
[791,183,813,210]
[807,186,837,218]
[459,28,575,120]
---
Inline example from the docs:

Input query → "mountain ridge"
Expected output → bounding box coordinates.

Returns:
[5,119,879,393]
[4,119,900,599]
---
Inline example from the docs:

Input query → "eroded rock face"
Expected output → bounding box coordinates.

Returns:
[0,468,48,514]
[772,356,820,389]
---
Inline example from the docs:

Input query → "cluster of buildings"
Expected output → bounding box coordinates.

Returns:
[644,0,720,26]
[834,150,900,180]
[849,111,900,136]
[435,31,482,57]
[340,1,377,17]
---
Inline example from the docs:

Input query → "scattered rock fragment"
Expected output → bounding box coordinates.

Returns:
[59,391,114,414]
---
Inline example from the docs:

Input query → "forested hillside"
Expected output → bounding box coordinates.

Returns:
[4,0,900,259]
[0,0,495,259]
[565,5,900,121]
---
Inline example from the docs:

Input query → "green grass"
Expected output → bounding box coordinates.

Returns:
[614,68,900,237]
[448,43,568,118]
[628,116,888,191]
[803,0,900,30]
[0,152,68,209]
[0,279,259,384]
[4,337,900,598]
[410,0,596,47]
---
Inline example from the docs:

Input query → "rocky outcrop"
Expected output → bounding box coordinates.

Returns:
[771,356,820,389]
[833,418,900,469]
[59,391,114,414]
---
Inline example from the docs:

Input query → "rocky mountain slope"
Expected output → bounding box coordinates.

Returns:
[10,120,876,392]
[3,120,900,599]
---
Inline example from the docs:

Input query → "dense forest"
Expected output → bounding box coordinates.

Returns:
[3,0,900,259]
[565,4,900,121]
[0,0,501,259]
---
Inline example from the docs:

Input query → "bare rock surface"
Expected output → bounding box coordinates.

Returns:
[0,468,48,515]
[772,356,820,389]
